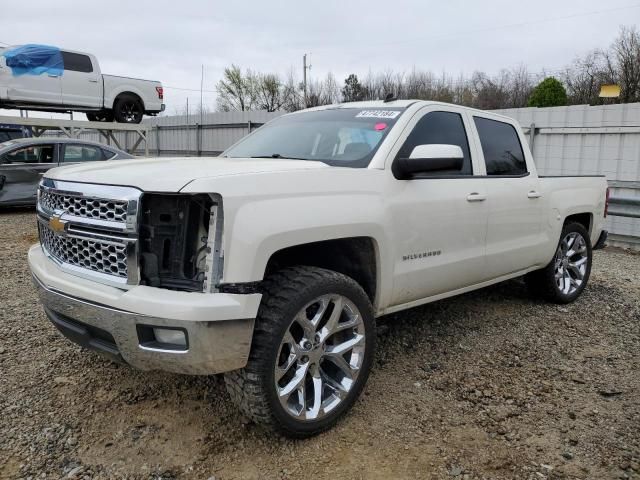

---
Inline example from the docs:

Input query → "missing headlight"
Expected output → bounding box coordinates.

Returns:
[139,193,219,292]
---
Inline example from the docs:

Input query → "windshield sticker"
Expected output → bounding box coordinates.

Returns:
[356,110,401,119]
[374,122,388,131]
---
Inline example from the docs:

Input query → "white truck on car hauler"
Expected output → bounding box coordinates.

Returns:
[0,44,164,123]
[28,100,608,437]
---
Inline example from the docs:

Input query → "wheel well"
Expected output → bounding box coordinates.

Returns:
[264,237,377,303]
[564,213,592,234]
[113,92,144,110]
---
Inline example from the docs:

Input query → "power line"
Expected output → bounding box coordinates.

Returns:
[311,3,640,55]
[164,85,216,93]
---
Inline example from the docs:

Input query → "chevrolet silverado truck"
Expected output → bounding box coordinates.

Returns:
[28,100,608,437]
[0,44,164,123]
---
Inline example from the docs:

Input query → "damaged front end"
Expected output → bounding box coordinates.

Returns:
[138,193,223,292]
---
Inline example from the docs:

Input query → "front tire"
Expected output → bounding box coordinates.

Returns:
[525,222,592,304]
[224,266,375,438]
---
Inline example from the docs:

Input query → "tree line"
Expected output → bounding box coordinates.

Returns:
[214,25,640,112]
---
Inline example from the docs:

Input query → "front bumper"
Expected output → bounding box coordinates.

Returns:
[29,244,261,375]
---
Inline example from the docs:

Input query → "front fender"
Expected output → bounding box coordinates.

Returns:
[224,194,390,281]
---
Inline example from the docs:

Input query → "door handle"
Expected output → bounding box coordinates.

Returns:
[528,191,542,199]
[48,74,59,78]
[88,78,98,83]
[466,192,487,202]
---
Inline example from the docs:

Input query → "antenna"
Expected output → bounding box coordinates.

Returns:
[383,92,397,103]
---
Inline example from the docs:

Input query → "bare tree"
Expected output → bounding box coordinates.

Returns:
[213,26,640,112]
[611,25,640,102]
[563,51,609,105]
[508,65,534,107]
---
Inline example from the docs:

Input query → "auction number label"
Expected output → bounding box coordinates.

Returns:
[355,110,401,119]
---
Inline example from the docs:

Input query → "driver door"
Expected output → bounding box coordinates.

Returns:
[0,143,57,205]
[387,106,489,306]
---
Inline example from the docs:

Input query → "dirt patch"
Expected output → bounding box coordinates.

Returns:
[1,210,639,479]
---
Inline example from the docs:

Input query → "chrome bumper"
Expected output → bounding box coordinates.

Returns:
[33,274,255,374]
[30,245,259,375]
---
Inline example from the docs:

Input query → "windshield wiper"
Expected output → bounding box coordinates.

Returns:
[250,154,310,161]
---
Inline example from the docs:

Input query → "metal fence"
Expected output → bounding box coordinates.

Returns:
[495,103,640,248]
[44,103,640,247]
[54,110,284,156]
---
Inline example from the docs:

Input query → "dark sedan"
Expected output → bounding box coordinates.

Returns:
[0,138,134,206]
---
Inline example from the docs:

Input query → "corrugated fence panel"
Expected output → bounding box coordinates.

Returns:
[495,103,640,245]
[42,104,639,245]
[47,110,283,156]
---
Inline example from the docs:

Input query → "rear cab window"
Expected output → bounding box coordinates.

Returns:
[61,51,93,73]
[473,116,527,176]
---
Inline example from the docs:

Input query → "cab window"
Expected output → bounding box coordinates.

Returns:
[62,144,105,163]
[473,117,527,176]
[0,144,55,164]
[396,111,473,176]
[61,51,93,73]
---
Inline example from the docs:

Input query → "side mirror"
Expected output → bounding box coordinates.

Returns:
[394,144,464,179]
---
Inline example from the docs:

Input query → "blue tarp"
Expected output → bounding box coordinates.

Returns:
[1,44,63,77]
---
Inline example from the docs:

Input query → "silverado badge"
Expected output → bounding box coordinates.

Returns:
[49,214,67,234]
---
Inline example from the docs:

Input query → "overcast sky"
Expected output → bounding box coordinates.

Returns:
[1,0,638,118]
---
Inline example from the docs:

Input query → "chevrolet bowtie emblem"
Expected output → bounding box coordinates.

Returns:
[49,215,67,233]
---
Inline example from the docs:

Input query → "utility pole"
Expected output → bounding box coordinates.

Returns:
[303,53,311,107]
[200,64,204,126]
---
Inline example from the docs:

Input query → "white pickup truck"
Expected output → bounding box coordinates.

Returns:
[0,44,164,123]
[28,100,608,437]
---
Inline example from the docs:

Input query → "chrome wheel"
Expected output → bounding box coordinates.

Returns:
[274,294,366,421]
[554,231,588,295]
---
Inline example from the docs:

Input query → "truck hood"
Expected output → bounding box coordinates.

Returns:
[45,156,329,191]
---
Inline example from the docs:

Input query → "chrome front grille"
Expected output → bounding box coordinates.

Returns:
[38,223,128,278]
[40,190,128,222]
[37,179,141,288]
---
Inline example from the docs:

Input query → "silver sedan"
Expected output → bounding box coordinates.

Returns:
[0,138,134,206]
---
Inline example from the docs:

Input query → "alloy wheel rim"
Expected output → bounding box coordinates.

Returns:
[274,294,365,421]
[122,102,140,122]
[554,232,588,295]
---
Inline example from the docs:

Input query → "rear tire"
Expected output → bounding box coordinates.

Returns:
[224,266,375,438]
[113,94,144,124]
[525,222,592,304]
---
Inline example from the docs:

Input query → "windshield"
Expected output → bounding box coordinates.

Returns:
[223,107,405,168]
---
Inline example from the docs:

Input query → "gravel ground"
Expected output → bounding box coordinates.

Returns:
[1,209,639,480]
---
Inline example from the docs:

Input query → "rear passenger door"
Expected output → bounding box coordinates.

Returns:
[471,116,545,279]
[388,106,489,306]
[60,52,102,108]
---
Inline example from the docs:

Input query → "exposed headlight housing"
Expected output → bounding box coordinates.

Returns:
[138,193,223,292]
